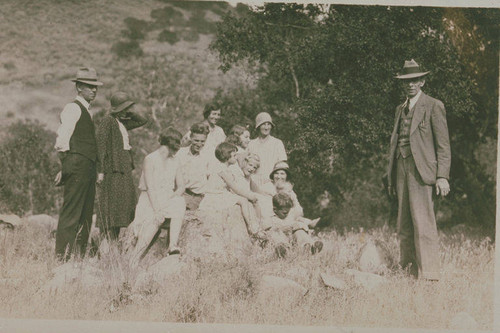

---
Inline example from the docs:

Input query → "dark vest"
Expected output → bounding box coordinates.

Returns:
[397,104,415,159]
[69,100,97,162]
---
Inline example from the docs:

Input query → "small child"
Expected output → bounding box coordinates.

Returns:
[259,192,323,257]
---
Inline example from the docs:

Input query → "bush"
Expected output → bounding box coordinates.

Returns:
[111,40,144,58]
[122,17,150,40]
[157,30,180,44]
[0,120,60,215]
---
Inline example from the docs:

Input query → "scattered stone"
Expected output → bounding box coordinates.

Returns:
[26,214,57,232]
[449,312,478,330]
[40,262,102,294]
[257,275,308,298]
[345,269,387,291]
[358,239,392,274]
[134,254,185,290]
[320,273,347,290]
[0,214,22,229]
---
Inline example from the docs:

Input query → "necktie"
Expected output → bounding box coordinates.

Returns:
[404,100,410,116]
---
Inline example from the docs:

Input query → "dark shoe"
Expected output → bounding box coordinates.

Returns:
[168,246,180,255]
[311,241,323,254]
[275,244,287,258]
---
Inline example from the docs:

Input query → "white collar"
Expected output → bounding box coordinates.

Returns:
[406,90,422,110]
[75,95,91,110]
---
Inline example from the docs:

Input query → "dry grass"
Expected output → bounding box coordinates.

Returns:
[0,220,493,330]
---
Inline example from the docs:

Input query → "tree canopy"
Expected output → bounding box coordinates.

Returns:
[210,4,499,231]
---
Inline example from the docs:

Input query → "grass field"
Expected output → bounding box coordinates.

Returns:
[0,219,493,330]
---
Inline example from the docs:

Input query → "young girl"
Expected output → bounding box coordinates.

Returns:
[126,128,186,265]
[199,143,261,235]
[247,112,287,186]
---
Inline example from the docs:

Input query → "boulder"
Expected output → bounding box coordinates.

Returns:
[320,273,348,290]
[345,269,387,291]
[358,239,392,274]
[257,275,308,299]
[40,262,102,294]
[134,254,185,290]
[0,214,22,229]
[26,214,57,232]
[449,312,478,330]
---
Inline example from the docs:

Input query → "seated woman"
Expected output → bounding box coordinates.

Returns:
[226,124,251,165]
[199,142,261,235]
[255,160,319,227]
[126,128,186,265]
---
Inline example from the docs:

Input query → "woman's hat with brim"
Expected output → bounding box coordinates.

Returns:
[255,112,275,129]
[394,59,430,79]
[71,67,103,86]
[270,160,291,180]
[110,91,135,114]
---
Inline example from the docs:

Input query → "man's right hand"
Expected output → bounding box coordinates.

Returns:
[387,185,397,199]
[54,171,63,186]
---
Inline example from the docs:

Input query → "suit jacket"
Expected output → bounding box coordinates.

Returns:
[387,92,451,187]
[96,113,147,174]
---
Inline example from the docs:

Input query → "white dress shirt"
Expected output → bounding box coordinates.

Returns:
[54,96,91,152]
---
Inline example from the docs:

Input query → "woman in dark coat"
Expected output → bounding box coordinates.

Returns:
[96,91,147,241]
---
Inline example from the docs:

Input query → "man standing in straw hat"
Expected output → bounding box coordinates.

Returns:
[386,60,451,281]
[54,67,103,261]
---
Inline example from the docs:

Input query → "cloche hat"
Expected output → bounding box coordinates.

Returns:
[270,160,291,180]
[110,91,135,114]
[255,112,275,129]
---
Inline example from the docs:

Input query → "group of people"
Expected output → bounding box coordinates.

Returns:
[54,59,451,282]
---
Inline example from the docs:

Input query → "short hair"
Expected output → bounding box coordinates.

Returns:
[159,127,182,149]
[190,122,209,136]
[272,192,293,210]
[215,142,237,163]
[203,102,220,119]
[225,134,240,146]
[229,124,248,137]
[243,152,260,168]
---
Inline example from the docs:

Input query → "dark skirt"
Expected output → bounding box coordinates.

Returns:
[96,152,136,229]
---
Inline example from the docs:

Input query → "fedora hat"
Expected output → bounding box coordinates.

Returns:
[270,160,291,180]
[110,91,135,114]
[71,67,103,86]
[394,59,430,79]
[255,112,275,129]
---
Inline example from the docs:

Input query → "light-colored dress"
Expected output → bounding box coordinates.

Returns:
[199,162,239,211]
[129,150,186,237]
[248,136,287,185]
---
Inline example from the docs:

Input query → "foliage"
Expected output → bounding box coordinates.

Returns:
[157,30,179,44]
[0,120,60,215]
[111,40,144,58]
[122,17,150,40]
[210,4,498,231]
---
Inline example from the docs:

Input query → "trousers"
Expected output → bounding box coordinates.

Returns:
[55,153,96,261]
[396,155,440,280]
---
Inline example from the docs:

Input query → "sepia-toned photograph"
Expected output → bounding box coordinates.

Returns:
[0,1,498,332]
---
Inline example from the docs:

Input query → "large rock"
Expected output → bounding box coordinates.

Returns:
[0,214,22,229]
[134,254,185,290]
[39,262,103,294]
[358,239,392,274]
[345,269,387,291]
[178,209,254,262]
[320,273,348,290]
[26,214,57,232]
[449,312,478,330]
[257,275,308,299]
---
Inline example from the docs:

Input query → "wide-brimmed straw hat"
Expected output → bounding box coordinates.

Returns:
[394,59,430,80]
[255,112,275,129]
[110,91,135,114]
[71,67,103,86]
[270,160,291,180]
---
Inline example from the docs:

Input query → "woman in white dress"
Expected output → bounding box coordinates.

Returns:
[127,128,186,265]
[248,112,287,187]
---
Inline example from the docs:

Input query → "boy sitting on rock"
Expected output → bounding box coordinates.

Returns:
[258,192,323,257]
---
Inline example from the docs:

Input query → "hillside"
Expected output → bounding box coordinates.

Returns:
[0,0,254,133]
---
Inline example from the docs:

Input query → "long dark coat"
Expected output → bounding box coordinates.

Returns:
[96,112,147,229]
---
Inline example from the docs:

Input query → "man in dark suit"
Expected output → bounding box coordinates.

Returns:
[386,60,451,281]
[54,67,103,261]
